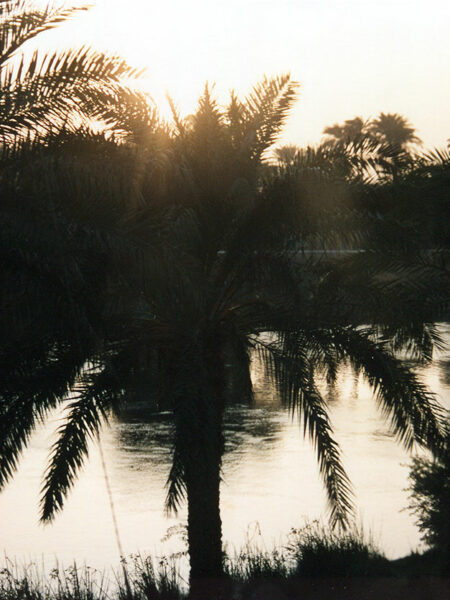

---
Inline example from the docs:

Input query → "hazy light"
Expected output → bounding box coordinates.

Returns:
[29,0,450,148]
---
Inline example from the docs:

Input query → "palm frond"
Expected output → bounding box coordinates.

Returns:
[165,443,187,515]
[255,337,354,528]
[315,327,446,455]
[167,93,187,137]
[242,74,299,161]
[40,366,124,522]
[0,344,86,490]
[1,47,141,141]
[0,1,88,67]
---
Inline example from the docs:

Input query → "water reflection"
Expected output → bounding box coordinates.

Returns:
[0,331,449,571]
[112,400,285,475]
[114,367,286,462]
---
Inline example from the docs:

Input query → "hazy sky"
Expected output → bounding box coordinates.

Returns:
[35,0,450,149]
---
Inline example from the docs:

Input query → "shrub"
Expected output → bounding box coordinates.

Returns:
[285,522,391,578]
[407,435,450,565]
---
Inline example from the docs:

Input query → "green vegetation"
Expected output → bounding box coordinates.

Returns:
[225,523,391,582]
[0,3,449,599]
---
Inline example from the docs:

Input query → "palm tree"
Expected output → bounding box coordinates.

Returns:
[0,0,150,412]
[0,0,143,145]
[366,113,421,180]
[323,113,421,152]
[369,112,421,150]
[0,76,447,600]
[323,116,368,144]
[320,113,424,182]
[0,0,150,426]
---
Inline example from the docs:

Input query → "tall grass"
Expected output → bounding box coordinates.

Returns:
[2,523,445,600]
[0,556,185,600]
[286,522,392,578]
[225,521,391,585]
[116,554,185,600]
[0,559,109,600]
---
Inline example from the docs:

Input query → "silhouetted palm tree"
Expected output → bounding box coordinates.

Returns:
[0,0,142,145]
[320,112,423,182]
[0,75,447,600]
[323,116,368,144]
[369,112,421,150]
[0,0,148,394]
[323,113,420,153]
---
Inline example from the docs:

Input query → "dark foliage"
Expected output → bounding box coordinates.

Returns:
[0,6,448,594]
[407,424,450,569]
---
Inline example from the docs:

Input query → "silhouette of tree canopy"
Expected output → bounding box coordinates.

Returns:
[323,112,421,150]
[0,8,448,595]
[320,112,422,181]
[276,113,449,251]
[323,116,368,144]
[1,69,448,599]
[369,112,421,150]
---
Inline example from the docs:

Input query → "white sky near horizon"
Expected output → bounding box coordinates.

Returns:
[31,0,450,149]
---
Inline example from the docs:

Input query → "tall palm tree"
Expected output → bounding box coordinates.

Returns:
[0,0,150,421]
[323,113,421,152]
[0,76,447,600]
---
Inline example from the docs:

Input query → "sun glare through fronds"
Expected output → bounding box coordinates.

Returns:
[26,0,450,148]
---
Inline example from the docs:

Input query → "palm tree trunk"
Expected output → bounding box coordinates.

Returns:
[185,453,224,598]
[183,343,227,599]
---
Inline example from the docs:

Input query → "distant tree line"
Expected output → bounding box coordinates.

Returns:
[274,114,450,251]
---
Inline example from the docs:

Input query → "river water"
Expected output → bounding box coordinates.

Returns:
[1,326,449,572]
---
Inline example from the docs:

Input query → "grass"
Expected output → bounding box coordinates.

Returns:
[0,556,183,600]
[224,522,394,599]
[1,524,448,600]
[0,559,110,600]
[285,522,392,578]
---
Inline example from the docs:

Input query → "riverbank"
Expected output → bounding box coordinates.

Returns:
[1,526,448,600]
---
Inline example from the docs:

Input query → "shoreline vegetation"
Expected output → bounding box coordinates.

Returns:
[1,524,448,600]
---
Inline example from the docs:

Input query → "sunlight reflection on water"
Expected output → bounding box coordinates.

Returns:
[1,326,449,572]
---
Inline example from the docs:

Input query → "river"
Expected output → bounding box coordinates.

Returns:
[1,325,449,572]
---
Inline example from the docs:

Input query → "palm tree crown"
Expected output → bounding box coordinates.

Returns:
[0,70,447,598]
[369,112,421,149]
[323,116,368,144]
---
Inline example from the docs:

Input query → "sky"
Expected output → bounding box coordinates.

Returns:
[33,0,450,149]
